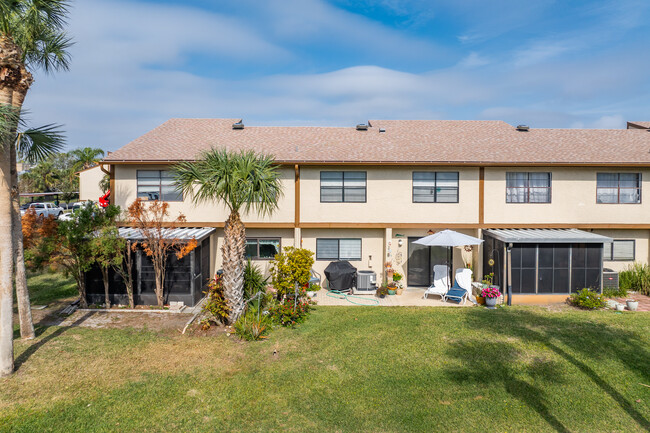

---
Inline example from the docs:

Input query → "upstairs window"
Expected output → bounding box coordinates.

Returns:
[597,173,641,204]
[506,172,551,203]
[320,171,366,203]
[137,170,183,201]
[412,172,459,203]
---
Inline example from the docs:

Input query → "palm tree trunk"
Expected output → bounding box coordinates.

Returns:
[11,137,34,339]
[0,147,14,377]
[11,75,34,339]
[222,211,246,323]
[0,35,22,376]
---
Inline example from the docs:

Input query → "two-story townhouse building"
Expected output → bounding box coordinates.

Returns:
[96,118,650,305]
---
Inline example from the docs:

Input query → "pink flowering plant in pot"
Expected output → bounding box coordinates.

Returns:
[480,286,501,307]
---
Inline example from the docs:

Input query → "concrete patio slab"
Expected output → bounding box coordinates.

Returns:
[312,288,473,307]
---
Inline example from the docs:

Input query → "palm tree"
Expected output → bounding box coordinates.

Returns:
[0,0,71,376]
[70,147,105,172]
[174,149,283,323]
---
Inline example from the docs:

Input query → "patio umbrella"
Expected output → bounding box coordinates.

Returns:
[413,229,483,247]
[413,230,484,296]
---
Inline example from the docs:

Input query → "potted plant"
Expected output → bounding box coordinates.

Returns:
[387,281,397,295]
[376,285,388,299]
[481,286,501,307]
[475,289,485,305]
[392,272,404,295]
[626,299,639,311]
[307,283,321,298]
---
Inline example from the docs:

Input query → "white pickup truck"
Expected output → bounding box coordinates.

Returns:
[20,202,64,219]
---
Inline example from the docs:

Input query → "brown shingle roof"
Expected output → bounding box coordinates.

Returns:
[104,118,650,165]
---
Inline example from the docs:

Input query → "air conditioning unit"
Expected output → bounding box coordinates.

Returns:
[354,270,376,294]
[602,268,619,289]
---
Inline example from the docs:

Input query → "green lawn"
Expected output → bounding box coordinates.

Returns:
[2,303,649,432]
[23,272,78,305]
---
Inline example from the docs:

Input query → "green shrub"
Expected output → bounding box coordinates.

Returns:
[619,263,650,296]
[269,247,315,297]
[244,259,268,301]
[203,276,230,324]
[602,287,628,298]
[234,310,272,341]
[569,288,607,310]
[268,297,311,327]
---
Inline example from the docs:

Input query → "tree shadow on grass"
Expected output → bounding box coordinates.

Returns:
[14,311,95,371]
[445,308,650,432]
[446,339,572,432]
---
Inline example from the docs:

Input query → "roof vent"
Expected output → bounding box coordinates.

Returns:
[356,123,368,131]
[379,128,386,133]
[516,125,529,131]
[232,121,244,130]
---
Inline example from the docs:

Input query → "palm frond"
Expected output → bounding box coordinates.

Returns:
[4,0,73,72]
[172,149,283,216]
[17,122,66,163]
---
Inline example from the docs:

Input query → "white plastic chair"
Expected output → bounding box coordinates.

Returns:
[423,265,449,300]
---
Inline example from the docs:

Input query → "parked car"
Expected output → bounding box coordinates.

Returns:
[58,201,95,221]
[20,202,64,219]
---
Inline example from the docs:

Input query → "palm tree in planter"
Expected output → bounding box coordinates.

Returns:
[174,149,283,323]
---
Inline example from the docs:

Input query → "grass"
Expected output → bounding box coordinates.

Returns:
[22,271,77,305]
[2,301,650,431]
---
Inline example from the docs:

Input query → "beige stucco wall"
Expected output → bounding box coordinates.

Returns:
[300,165,479,224]
[79,165,105,202]
[114,165,295,223]
[484,167,650,224]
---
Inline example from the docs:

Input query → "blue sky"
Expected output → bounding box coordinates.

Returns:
[25,0,650,152]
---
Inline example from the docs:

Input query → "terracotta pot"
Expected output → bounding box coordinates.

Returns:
[476,296,485,305]
[396,288,404,295]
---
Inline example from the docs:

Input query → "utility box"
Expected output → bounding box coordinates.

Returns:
[355,270,377,295]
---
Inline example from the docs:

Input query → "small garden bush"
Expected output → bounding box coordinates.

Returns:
[234,310,272,341]
[569,288,607,310]
[204,275,230,324]
[602,286,628,298]
[269,247,315,298]
[619,263,650,296]
[268,297,311,327]
[244,259,268,301]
